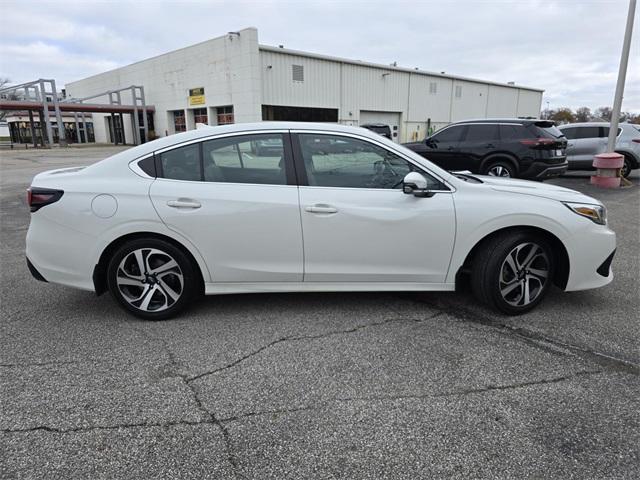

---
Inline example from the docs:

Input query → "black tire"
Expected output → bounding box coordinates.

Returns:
[620,155,633,178]
[482,160,515,178]
[107,238,198,320]
[471,231,555,315]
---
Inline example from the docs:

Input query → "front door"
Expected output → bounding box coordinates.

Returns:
[149,131,304,282]
[423,124,466,170]
[293,132,456,283]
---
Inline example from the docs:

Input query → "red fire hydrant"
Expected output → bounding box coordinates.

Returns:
[590,152,623,188]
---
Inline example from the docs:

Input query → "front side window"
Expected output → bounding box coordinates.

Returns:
[203,134,287,185]
[159,143,201,181]
[298,134,443,190]
[432,125,464,143]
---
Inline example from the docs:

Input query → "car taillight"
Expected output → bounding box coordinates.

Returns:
[519,138,556,148]
[27,187,64,212]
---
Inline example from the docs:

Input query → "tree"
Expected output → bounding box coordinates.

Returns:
[550,107,575,125]
[594,107,613,121]
[575,107,592,122]
[0,77,10,122]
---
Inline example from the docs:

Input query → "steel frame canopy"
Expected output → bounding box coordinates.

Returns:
[0,80,153,147]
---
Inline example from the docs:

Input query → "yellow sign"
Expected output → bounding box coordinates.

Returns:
[188,87,205,106]
[189,95,205,106]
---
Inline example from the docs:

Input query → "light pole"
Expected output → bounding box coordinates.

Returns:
[608,0,636,152]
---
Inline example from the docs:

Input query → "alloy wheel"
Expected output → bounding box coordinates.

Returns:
[488,165,511,177]
[116,248,184,312]
[498,242,549,307]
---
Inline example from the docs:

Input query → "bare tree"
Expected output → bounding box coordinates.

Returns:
[594,106,613,121]
[575,107,592,123]
[550,107,575,125]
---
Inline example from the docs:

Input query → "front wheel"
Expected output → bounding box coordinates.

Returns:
[471,231,554,315]
[621,156,633,178]
[107,238,198,320]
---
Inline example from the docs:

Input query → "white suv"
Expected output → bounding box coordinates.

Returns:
[559,122,640,177]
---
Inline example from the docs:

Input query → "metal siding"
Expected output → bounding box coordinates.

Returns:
[486,85,519,117]
[450,81,489,121]
[516,89,543,117]
[260,51,340,108]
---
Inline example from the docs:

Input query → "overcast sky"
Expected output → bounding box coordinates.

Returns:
[1,0,638,112]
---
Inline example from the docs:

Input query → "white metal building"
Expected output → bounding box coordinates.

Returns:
[66,27,543,144]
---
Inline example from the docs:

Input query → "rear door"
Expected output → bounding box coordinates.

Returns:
[149,131,304,283]
[458,123,500,172]
[293,131,456,283]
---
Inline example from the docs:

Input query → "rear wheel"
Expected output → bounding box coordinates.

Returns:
[107,238,197,320]
[620,155,633,178]
[471,231,554,315]
[483,160,515,178]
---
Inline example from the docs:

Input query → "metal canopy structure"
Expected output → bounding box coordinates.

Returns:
[0,79,154,147]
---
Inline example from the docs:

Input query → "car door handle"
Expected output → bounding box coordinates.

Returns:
[305,205,338,214]
[568,143,574,147]
[485,143,494,148]
[167,199,201,209]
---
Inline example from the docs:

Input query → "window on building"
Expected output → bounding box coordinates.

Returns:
[203,133,287,185]
[298,134,443,189]
[159,143,201,181]
[172,110,186,132]
[292,64,304,82]
[193,108,208,125]
[455,86,463,98]
[429,82,437,94]
[217,106,234,125]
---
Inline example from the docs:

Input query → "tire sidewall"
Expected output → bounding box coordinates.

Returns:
[107,238,197,320]
[485,233,555,315]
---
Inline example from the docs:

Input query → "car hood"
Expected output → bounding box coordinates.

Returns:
[478,175,601,204]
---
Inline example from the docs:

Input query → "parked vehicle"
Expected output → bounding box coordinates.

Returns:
[558,122,640,178]
[361,123,392,139]
[403,119,568,180]
[26,122,615,320]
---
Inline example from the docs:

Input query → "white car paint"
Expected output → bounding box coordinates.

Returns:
[26,122,615,309]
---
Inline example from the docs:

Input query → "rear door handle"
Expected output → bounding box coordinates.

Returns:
[167,199,201,209]
[485,143,494,148]
[305,204,338,214]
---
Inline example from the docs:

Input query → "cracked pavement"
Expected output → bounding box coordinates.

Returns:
[1,147,639,479]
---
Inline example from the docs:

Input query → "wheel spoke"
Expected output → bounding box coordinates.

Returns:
[157,278,181,302]
[523,278,531,304]
[501,280,523,296]
[528,267,548,279]
[520,244,539,269]
[117,275,145,287]
[133,250,148,275]
[139,285,157,311]
[150,259,178,275]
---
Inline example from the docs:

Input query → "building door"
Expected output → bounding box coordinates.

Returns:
[360,111,402,143]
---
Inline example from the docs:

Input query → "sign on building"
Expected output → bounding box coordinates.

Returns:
[188,87,205,106]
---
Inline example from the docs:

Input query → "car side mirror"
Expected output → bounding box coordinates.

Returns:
[402,172,435,198]
[425,137,435,147]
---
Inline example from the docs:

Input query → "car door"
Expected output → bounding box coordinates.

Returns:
[149,131,304,283]
[572,126,605,168]
[422,125,466,169]
[458,123,500,172]
[561,126,578,164]
[293,131,456,283]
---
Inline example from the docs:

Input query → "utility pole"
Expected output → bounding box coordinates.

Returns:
[608,0,636,152]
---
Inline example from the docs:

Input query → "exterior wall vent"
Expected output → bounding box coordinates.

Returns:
[292,64,304,82]
[429,82,437,94]
[455,85,463,98]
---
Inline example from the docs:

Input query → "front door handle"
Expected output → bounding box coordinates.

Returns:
[485,143,494,148]
[305,204,338,214]
[167,199,201,209]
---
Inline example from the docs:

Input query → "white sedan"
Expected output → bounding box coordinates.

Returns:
[26,122,616,320]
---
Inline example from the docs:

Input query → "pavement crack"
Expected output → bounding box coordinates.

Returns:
[409,296,640,375]
[187,314,442,383]
[2,419,214,435]
[217,370,603,423]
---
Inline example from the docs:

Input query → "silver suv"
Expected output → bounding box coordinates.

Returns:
[558,122,640,177]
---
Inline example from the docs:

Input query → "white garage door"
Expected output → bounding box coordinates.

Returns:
[359,111,401,143]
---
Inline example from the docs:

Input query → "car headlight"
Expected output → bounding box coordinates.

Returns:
[563,202,607,225]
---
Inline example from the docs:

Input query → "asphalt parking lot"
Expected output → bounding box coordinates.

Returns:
[1,145,639,479]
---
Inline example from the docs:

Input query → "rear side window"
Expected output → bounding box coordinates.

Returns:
[533,123,564,139]
[202,134,287,185]
[137,156,156,177]
[574,127,599,139]
[600,127,622,137]
[159,143,201,181]
[432,125,465,143]
[464,124,499,142]
[499,124,531,140]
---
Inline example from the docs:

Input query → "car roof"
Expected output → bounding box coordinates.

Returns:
[361,123,390,128]
[558,122,633,128]
[452,118,545,125]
